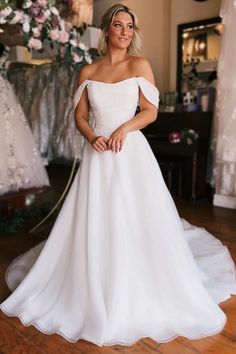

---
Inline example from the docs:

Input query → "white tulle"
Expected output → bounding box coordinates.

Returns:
[1,77,236,346]
[0,74,49,195]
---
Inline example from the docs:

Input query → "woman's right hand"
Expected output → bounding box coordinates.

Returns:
[90,136,109,152]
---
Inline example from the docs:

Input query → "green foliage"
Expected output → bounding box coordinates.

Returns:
[0,202,53,235]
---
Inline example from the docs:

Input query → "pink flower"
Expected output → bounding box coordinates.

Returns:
[28,37,43,50]
[37,0,47,6]
[9,10,23,24]
[32,26,41,37]
[169,131,183,144]
[59,30,69,44]
[36,12,46,23]
[50,29,59,41]
[64,21,73,31]
[72,53,83,63]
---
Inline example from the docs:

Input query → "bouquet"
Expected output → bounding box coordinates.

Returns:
[0,0,92,68]
[169,128,198,145]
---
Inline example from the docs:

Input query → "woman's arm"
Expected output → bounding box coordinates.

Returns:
[108,58,158,153]
[74,65,108,152]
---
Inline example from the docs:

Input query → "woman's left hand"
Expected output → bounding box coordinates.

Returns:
[108,125,128,153]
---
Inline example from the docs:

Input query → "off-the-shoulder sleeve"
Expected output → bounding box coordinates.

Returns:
[136,77,160,109]
[73,80,89,110]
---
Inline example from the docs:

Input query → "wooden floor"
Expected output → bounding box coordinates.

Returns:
[0,163,236,354]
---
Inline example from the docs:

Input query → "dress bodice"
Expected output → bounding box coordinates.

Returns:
[74,77,160,136]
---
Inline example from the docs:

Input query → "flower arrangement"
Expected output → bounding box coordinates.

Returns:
[169,128,198,145]
[0,0,92,68]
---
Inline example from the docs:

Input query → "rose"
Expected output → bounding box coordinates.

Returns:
[0,6,12,18]
[32,26,42,37]
[8,10,23,25]
[59,30,69,43]
[22,0,33,9]
[49,29,59,41]
[72,52,83,63]
[28,37,43,50]
[37,0,47,6]
[23,21,30,33]
[0,18,6,24]
[29,3,43,19]
[85,53,92,64]
[78,42,87,50]
[51,6,59,16]
[36,12,46,24]
[69,38,77,47]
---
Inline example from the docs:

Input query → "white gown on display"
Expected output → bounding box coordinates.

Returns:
[1,77,236,346]
[0,53,49,195]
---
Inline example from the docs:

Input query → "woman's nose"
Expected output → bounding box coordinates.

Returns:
[121,26,127,35]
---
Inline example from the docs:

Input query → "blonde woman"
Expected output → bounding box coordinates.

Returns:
[1,4,236,347]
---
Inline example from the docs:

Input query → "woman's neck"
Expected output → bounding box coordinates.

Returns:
[104,48,130,65]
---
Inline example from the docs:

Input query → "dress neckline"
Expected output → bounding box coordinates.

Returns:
[88,77,138,85]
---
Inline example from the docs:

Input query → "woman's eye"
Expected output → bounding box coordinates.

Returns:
[114,23,121,27]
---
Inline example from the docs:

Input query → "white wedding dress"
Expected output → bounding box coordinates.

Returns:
[1,77,236,346]
[0,49,49,195]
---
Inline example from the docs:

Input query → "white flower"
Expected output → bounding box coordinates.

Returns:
[70,39,77,47]
[0,17,6,24]
[45,9,51,19]
[23,21,30,33]
[1,6,12,17]
[51,6,59,16]
[72,53,83,63]
[85,54,92,64]
[78,42,87,51]
[23,0,32,9]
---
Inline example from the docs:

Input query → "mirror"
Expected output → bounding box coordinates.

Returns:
[176,17,223,102]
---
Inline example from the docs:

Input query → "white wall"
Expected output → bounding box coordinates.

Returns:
[93,0,221,93]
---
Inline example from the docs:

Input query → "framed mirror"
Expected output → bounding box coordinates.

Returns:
[176,17,223,102]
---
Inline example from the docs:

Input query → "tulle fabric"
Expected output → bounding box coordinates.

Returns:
[0,75,49,195]
[1,77,236,346]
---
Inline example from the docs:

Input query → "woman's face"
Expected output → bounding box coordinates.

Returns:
[107,11,134,51]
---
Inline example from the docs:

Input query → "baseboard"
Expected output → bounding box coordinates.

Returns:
[213,194,236,209]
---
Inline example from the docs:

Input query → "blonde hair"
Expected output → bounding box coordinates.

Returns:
[98,3,142,56]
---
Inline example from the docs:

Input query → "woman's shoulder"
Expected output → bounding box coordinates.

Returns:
[77,58,104,84]
[129,56,155,84]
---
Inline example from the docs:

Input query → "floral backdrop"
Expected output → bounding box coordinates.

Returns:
[0,0,92,68]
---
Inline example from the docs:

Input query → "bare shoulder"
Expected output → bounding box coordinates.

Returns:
[77,58,103,85]
[129,56,155,84]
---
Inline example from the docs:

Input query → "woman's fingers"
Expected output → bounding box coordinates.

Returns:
[91,136,108,152]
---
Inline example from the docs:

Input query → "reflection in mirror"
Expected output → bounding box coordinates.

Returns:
[177,17,223,102]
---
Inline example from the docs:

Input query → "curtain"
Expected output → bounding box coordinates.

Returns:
[212,0,236,208]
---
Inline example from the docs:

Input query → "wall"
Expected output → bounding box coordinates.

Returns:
[93,0,221,93]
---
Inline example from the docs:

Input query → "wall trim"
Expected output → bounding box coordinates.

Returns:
[213,194,236,209]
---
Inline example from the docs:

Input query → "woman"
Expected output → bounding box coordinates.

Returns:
[1,4,236,346]
[0,44,49,195]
